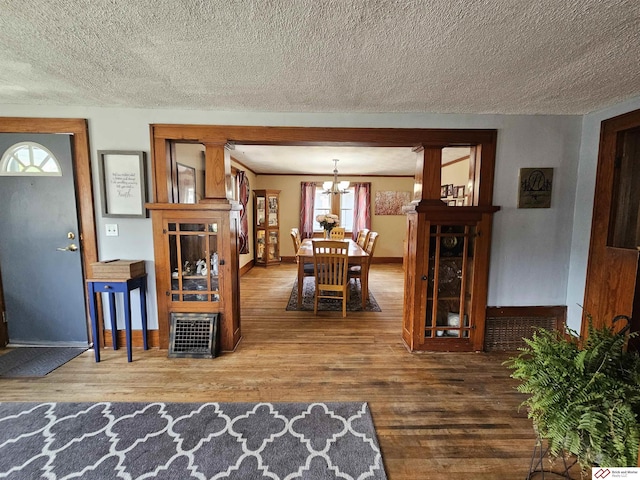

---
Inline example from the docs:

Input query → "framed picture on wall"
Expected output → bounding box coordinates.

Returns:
[446,184,454,196]
[98,150,148,218]
[440,185,447,198]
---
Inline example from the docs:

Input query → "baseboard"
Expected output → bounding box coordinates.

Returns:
[484,305,567,351]
[240,259,254,276]
[104,329,160,349]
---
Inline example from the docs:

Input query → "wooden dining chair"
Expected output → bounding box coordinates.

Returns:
[312,240,350,317]
[290,228,301,252]
[291,228,314,280]
[349,231,379,290]
[329,227,345,240]
[355,228,370,248]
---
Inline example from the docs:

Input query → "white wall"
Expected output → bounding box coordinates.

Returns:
[489,116,582,315]
[565,96,640,332]
[0,104,584,331]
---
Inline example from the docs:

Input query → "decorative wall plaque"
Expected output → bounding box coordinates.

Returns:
[518,168,553,209]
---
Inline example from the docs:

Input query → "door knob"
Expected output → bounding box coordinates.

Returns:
[57,243,78,252]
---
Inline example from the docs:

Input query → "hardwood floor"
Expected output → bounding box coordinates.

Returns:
[0,263,577,479]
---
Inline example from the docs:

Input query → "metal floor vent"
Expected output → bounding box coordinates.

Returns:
[169,313,219,358]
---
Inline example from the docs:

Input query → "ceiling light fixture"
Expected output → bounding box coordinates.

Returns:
[322,159,350,195]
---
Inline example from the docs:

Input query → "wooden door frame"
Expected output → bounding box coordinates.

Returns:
[150,125,497,204]
[0,117,98,347]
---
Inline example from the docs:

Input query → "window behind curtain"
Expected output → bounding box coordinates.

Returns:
[339,188,354,231]
[312,186,355,231]
[313,187,331,230]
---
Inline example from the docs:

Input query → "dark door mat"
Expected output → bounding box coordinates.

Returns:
[0,347,87,377]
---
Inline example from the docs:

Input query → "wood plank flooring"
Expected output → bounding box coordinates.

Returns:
[0,263,579,479]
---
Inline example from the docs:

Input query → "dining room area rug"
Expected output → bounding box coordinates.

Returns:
[0,401,388,480]
[285,278,382,312]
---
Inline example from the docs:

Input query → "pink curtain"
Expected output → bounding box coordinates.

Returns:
[300,182,316,239]
[352,183,371,240]
[237,171,250,254]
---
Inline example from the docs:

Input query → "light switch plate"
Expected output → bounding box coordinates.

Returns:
[105,224,118,237]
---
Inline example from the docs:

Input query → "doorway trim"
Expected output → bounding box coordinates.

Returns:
[150,124,498,350]
[0,117,98,347]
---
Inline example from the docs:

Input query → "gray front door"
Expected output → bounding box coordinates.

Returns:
[0,133,88,345]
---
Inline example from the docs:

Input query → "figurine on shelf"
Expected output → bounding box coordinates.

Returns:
[211,252,219,276]
[183,260,193,276]
[196,259,206,275]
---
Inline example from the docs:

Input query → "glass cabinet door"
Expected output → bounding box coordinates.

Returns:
[256,196,265,226]
[425,224,475,339]
[267,194,278,227]
[256,230,266,262]
[168,222,220,303]
[268,231,279,261]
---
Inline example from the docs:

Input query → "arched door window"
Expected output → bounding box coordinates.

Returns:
[0,141,62,176]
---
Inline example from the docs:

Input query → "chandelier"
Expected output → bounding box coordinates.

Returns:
[322,159,350,195]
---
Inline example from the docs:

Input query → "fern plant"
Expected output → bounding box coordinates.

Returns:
[505,316,640,469]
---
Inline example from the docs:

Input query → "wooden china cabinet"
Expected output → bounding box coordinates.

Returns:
[402,143,499,352]
[147,133,241,352]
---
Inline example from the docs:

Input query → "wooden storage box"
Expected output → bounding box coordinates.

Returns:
[90,260,145,279]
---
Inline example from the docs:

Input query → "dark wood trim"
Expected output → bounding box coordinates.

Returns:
[105,329,160,349]
[151,124,497,147]
[0,117,97,347]
[486,305,567,323]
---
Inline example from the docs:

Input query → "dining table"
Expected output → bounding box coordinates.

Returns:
[295,238,370,309]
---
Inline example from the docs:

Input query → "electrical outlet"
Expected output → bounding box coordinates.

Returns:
[105,224,119,237]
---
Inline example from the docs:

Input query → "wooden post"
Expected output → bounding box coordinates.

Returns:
[204,143,231,200]
[411,145,446,206]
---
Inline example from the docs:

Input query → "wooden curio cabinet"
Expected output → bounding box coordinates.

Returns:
[253,189,281,266]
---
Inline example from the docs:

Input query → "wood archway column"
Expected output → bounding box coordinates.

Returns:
[402,139,499,352]
[148,124,498,353]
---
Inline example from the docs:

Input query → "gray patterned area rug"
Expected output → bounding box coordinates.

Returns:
[286,278,382,312]
[0,401,388,480]
[0,347,87,378]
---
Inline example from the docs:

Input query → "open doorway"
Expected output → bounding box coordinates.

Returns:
[148,124,497,352]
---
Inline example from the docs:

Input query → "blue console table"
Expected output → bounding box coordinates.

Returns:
[87,274,148,362]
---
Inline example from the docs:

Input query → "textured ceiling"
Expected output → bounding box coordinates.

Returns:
[0,0,638,115]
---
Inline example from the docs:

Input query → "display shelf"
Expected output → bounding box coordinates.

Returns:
[254,189,281,266]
